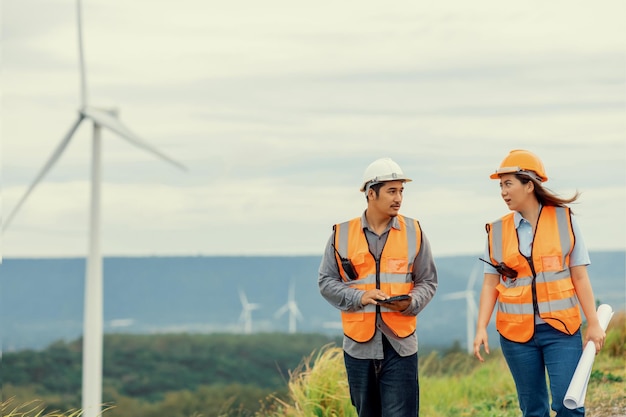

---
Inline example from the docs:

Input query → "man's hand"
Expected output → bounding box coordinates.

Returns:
[361,289,387,306]
[361,290,411,311]
[380,298,411,311]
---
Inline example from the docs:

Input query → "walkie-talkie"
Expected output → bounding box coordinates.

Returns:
[479,258,518,280]
[332,244,358,280]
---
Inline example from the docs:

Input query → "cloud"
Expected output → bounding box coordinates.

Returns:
[2,0,624,257]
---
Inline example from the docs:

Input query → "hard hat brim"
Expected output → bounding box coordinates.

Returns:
[360,177,412,192]
[490,166,520,179]
[490,167,546,182]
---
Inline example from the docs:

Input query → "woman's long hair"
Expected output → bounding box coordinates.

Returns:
[515,174,580,209]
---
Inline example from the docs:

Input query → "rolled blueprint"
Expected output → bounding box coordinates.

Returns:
[563,304,614,410]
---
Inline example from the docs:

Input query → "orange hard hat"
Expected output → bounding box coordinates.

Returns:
[490,149,548,182]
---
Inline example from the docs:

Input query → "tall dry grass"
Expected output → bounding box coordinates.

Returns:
[1,398,83,417]
[257,310,625,417]
[258,344,356,417]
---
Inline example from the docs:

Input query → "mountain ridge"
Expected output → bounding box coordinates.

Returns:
[2,250,624,351]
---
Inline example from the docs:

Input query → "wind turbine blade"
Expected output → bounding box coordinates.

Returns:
[288,281,295,301]
[81,107,187,171]
[441,291,466,301]
[76,0,88,107]
[238,288,248,306]
[3,116,85,232]
[468,296,479,320]
[467,259,482,291]
[293,305,304,320]
[275,304,289,318]
[286,280,303,319]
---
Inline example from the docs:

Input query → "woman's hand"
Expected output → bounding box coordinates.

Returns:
[474,328,490,362]
[584,322,606,354]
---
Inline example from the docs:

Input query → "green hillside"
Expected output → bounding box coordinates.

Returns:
[3,312,625,417]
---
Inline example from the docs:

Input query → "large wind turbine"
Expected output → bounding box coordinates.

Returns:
[441,260,481,354]
[274,281,303,334]
[238,288,261,334]
[2,2,185,417]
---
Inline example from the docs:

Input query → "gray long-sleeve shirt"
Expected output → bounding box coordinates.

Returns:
[318,212,438,359]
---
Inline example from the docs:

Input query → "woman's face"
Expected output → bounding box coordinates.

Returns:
[499,174,533,211]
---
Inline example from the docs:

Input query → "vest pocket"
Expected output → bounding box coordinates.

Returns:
[496,283,526,303]
[496,284,528,324]
[541,255,562,271]
[343,312,365,322]
[545,276,575,295]
[497,311,524,323]
[387,258,408,274]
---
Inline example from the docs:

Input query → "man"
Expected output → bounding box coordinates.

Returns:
[318,157,438,417]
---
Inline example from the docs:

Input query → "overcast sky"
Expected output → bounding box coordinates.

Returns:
[2,0,625,259]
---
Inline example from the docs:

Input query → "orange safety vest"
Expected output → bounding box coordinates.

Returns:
[487,205,582,343]
[333,215,421,343]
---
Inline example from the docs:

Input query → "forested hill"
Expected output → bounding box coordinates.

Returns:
[2,250,624,351]
[2,332,343,414]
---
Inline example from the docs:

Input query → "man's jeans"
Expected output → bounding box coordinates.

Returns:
[343,336,419,417]
[500,324,584,417]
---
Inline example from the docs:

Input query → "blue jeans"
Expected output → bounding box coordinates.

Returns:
[500,324,584,417]
[343,336,419,417]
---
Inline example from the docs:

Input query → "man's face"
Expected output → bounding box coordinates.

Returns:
[368,180,404,218]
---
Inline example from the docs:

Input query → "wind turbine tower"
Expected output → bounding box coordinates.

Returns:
[2,2,185,417]
[441,260,481,354]
[274,281,303,334]
[238,288,261,334]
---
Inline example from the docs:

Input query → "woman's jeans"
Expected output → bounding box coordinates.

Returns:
[343,336,419,417]
[500,324,585,417]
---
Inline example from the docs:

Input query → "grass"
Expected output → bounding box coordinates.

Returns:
[257,310,626,417]
[0,399,83,417]
[1,398,117,417]
[254,345,624,417]
[257,345,356,417]
[7,311,625,417]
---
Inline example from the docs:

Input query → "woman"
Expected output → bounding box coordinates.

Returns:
[473,149,606,417]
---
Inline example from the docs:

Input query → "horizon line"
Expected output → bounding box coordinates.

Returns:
[2,248,625,261]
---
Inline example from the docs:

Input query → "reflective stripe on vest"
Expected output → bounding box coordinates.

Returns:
[487,206,581,342]
[334,215,421,343]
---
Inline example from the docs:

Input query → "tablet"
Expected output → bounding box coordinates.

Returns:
[378,294,410,303]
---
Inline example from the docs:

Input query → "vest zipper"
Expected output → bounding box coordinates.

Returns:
[375,257,381,287]
[525,255,539,315]
[527,209,541,317]
[375,257,381,315]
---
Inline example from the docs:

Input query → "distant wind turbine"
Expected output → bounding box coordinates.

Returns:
[1,2,185,417]
[441,260,481,354]
[322,321,343,330]
[274,281,303,334]
[238,288,261,334]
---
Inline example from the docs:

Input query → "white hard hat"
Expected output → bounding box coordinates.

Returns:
[360,157,412,192]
